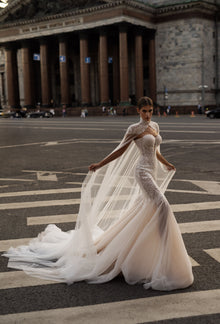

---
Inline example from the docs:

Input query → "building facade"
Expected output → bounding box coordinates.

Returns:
[0,0,219,113]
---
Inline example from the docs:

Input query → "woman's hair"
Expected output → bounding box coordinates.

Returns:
[137,96,153,109]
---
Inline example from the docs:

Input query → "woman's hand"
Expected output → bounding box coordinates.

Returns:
[166,163,176,171]
[89,163,101,172]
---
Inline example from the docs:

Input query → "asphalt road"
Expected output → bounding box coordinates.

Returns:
[0,114,219,323]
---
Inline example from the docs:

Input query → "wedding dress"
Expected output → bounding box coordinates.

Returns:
[3,118,194,291]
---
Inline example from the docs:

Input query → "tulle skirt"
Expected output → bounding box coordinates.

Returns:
[3,169,194,291]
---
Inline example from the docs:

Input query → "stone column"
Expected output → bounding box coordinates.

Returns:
[40,41,50,107]
[59,38,70,106]
[80,34,90,106]
[0,72,6,106]
[135,32,144,101]
[149,37,156,102]
[99,31,109,104]
[119,27,129,103]
[113,39,120,104]
[21,44,34,107]
[5,46,20,108]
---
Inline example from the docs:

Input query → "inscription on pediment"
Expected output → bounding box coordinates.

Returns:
[20,17,83,35]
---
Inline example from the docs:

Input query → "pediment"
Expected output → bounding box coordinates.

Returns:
[0,0,112,25]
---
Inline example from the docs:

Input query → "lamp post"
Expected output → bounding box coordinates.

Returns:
[164,86,168,113]
[198,84,208,113]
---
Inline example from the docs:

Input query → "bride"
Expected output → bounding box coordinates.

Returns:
[3,96,193,291]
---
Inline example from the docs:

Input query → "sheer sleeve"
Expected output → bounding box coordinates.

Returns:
[76,124,141,240]
[154,122,176,193]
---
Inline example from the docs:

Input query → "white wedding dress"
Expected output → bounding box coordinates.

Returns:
[3,119,194,291]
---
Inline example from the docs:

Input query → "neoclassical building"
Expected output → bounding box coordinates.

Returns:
[0,0,219,113]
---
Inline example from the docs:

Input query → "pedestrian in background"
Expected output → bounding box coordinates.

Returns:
[62,105,66,117]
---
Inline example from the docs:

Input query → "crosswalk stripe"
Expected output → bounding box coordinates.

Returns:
[179,220,220,233]
[0,198,80,210]
[167,189,220,195]
[66,182,84,185]
[0,256,199,290]
[172,201,220,212]
[0,198,219,211]
[0,236,204,268]
[0,218,219,252]
[0,178,33,182]
[189,256,199,267]
[0,289,219,323]
[0,238,31,252]
[204,248,220,263]
[27,214,77,225]
[0,271,57,290]
[26,213,220,235]
[0,188,81,198]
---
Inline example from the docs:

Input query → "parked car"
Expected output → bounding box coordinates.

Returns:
[27,111,53,118]
[205,107,220,119]
[0,109,15,118]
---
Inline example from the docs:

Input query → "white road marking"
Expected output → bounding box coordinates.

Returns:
[0,188,81,198]
[0,178,33,182]
[0,197,219,211]
[42,140,120,146]
[26,215,220,235]
[0,257,199,291]
[162,130,217,133]
[189,256,199,267]
[179,220,220,233]
[0,141,49,149]
[0,238,31,252]
[173,179,220,195]
[0,125,105,131]
[0,198,80,210]
[44,141,58,146]
[167,189,208,195]
[0,119,218,126]
[27,214,77,225]
[0,271,57,290]
[1,217,219,252]
[0,135,219,150]
[189,180,220,195]
[31,126,105,131]
[69,172,87,175]
[1,198,220,211]
[172,201,220,212]
[36,172,58,181]
[204,248,220,263]
[164,140,220,145]
[66,182,84,185]
[23,169,70,174]
[0,289,219,323]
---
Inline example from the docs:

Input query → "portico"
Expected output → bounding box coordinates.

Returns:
[0,1,156,110]
[1,0,217,113]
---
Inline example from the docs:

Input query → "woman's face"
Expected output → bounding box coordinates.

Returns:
[137,105,153,122]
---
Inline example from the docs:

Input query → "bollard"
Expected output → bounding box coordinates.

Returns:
[190,111,195,117]
[175,111,179,118]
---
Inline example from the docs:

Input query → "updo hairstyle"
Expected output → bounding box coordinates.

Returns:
[137,96,153,110]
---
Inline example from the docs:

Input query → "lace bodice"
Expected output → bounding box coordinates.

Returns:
[135,133,162,157]
[124,119,161,173]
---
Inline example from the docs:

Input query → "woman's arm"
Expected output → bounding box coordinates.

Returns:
[89,142,130,172]
[156,149,176,171]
